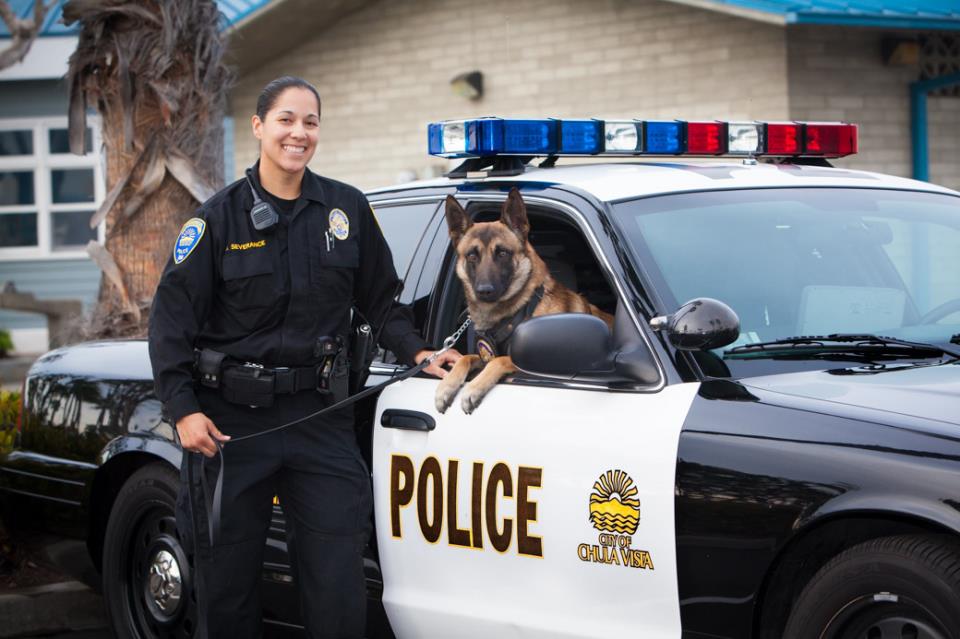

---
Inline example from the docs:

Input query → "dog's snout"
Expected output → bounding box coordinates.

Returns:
[474,283,496,300]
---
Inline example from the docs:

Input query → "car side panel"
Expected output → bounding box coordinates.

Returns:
[674,380,960,638]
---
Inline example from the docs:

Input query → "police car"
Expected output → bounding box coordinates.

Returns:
[3,117,960,639]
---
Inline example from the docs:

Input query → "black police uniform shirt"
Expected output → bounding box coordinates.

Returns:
[148,163,429,424]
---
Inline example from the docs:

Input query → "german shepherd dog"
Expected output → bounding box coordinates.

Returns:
[435,187,614,414]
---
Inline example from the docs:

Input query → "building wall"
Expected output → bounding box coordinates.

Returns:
[230,0,790,190]
[786,25,960,191]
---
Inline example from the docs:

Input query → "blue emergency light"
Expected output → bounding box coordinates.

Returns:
[427,117,858,159]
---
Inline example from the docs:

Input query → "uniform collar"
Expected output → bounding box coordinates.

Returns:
[249,160,326,208]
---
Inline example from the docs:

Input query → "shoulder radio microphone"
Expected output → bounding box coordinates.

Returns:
[244,168,279,233]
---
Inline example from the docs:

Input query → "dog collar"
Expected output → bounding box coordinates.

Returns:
[474,285,545,362]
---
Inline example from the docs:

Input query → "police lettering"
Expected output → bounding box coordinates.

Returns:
[390,455,543,557]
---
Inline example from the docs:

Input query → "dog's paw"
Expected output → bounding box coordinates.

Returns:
[434,381,459,414]
[459,383,489,414]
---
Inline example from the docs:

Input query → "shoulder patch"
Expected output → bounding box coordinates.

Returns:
[174,218,206,264]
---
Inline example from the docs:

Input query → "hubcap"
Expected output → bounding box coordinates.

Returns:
[138,530,191,627]
[825,594,949,639]
[147,549,182,613]
[859,617,943,639]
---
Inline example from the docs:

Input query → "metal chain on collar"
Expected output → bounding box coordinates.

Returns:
[436,317,472,356]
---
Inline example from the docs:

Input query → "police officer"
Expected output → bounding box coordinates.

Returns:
[148,76,459,639]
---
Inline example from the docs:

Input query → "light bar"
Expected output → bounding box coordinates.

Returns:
[765,123,801,155]
[644,121,683,154]
[804,123,858,158]
[603,120,642,153]
[727,122,764,155]
[428,118,858,159]
[686,121,726,155]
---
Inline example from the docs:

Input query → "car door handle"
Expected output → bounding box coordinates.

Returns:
[380,409,436,431]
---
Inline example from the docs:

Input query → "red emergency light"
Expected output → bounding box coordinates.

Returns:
[803,123,858,158]
[686,122,726,155]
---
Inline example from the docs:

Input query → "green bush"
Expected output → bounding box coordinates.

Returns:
[0,329,11,358]
[0,391,20,454]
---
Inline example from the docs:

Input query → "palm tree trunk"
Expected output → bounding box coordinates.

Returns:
[64,0,232,338]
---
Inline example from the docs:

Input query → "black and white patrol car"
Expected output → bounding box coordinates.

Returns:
[3,117,960,639]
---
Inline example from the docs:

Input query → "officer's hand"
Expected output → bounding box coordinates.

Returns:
[415,348,463,379]
[176,412,230,458]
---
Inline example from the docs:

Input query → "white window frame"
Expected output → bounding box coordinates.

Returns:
[0,115,105,261]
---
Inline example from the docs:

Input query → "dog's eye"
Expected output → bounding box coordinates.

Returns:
[466,250,479,262]
[495,247,511,259]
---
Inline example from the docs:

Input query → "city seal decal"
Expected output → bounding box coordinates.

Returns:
[329,208,350,240]
[174,218,205,264]
[577,469,654,570]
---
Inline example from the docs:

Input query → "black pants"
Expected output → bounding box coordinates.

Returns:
[178,389,373,639]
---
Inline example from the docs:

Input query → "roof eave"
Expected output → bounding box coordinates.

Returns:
[787,12,960,31]
[661,0,960,32]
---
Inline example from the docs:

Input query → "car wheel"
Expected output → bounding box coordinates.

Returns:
[783,534,960,639]
[102,463,198,639]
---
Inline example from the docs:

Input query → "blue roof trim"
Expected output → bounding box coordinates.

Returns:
[789,12,960,29]
[0,0,274,39]
[686,0,960,29]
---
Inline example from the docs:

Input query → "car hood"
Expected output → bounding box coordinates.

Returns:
[740,361,960,427]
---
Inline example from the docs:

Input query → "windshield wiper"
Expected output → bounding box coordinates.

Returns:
[724,333,960,361]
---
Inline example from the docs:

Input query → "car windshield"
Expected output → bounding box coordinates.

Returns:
[612,187,960,377]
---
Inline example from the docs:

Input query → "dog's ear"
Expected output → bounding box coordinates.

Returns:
[445,195,471,246]
[500,187,530,242]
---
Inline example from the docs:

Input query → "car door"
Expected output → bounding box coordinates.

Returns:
[372,192,698,639]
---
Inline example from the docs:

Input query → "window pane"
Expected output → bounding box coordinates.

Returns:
[51,169,94,203]
[49,128,92,154]
[0,171,34,205]
[373,202,440,275]
[52,211,97,250]
[0,130,32,156]
[0,212,38,247]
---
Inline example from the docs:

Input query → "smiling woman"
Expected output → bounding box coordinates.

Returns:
[146,75,458,639]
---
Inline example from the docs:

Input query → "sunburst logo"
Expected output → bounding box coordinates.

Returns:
[589,469,640,535]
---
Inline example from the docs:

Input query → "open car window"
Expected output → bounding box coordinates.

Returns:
[426,200,617,377]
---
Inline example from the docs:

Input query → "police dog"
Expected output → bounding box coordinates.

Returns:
[435,188,613,414]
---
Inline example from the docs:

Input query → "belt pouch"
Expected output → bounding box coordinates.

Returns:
[221,366,275,408]
[196,348,227,389]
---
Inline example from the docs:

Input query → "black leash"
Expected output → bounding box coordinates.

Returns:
[190,317,472,548]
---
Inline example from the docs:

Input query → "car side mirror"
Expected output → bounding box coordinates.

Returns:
[511,314,614,378]
[510,312,661,385]
[650,297,740,351]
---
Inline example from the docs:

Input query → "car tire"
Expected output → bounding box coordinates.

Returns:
[102,463,198,639]
[783,534,960,639]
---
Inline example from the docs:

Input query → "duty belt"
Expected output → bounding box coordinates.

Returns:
[194,341,347,408]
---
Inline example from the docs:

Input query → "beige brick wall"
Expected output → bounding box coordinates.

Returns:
[230,1,958,193]
[230,0,789,190]
[786,25,960,190]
